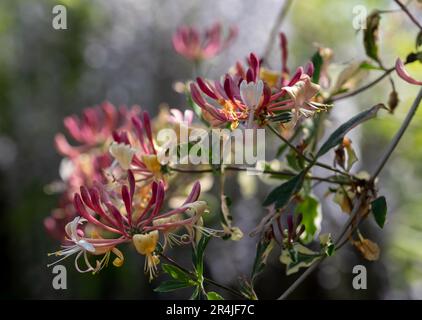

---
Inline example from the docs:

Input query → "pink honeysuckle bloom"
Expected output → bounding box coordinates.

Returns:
[47,216,127,274]
[49,173,208,279]
[172,22,238,61]
[45,103,141,241]
[395,58,422,85]
[281,74,326,123]
[54,102,140,158]
[190,52,325,128]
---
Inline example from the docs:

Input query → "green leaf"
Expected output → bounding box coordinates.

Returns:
[280,244,321,275]
[319,233,335,256]
[316,104,383,158]
[251,238,274,280]
[311,50,323,84]
[263,170,306,209]
[371,196,387,228]
[154,279,195,292]
[295,194,322,243]
[162,264,193,283]
[326,243,335,256]
[207,291,224,300]
[192,235,210,277]
[363,11,381,64]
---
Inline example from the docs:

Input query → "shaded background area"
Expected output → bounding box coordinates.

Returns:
[0,0,422,299]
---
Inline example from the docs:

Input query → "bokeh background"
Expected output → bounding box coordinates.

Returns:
[1,0,422,299]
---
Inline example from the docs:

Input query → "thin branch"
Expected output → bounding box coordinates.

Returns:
[330,67,395,102]
[395,0,422,31]
[277,256,325,300]
[266,124,350,177]
[262,0,294,62]
[168,166,351,185]
[371,87,422,179]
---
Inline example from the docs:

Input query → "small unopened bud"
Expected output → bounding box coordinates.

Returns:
[388,90,399,114]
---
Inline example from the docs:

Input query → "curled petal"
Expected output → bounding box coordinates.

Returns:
[305,61,314,78]
[122,185,132,225]
[395,58,422,85]
[54,134,78,157]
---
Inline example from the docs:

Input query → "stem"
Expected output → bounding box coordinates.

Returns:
[160,253,245,299]
[266,124,350,177]
[394,0,422,31]
[277,256,325,300]
[262,0,294,63]
[330,67,395,102]
[371,87,422,179]
[168,166,351,185]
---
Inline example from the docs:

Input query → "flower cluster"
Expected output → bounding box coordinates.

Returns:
[173,23,238,61]
[190,34,330,130]
[48,104,213,278]
[44,102,140,240]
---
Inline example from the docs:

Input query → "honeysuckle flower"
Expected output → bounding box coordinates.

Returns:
[239,79,264,128]
[54,102,139,158]
[172,23,238,61]
[48,171,209,279]
[191,52,326,128]
[190,53,271,129]
[395,58,422,85]
[282,74,326,123]
[47,216,126,274]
